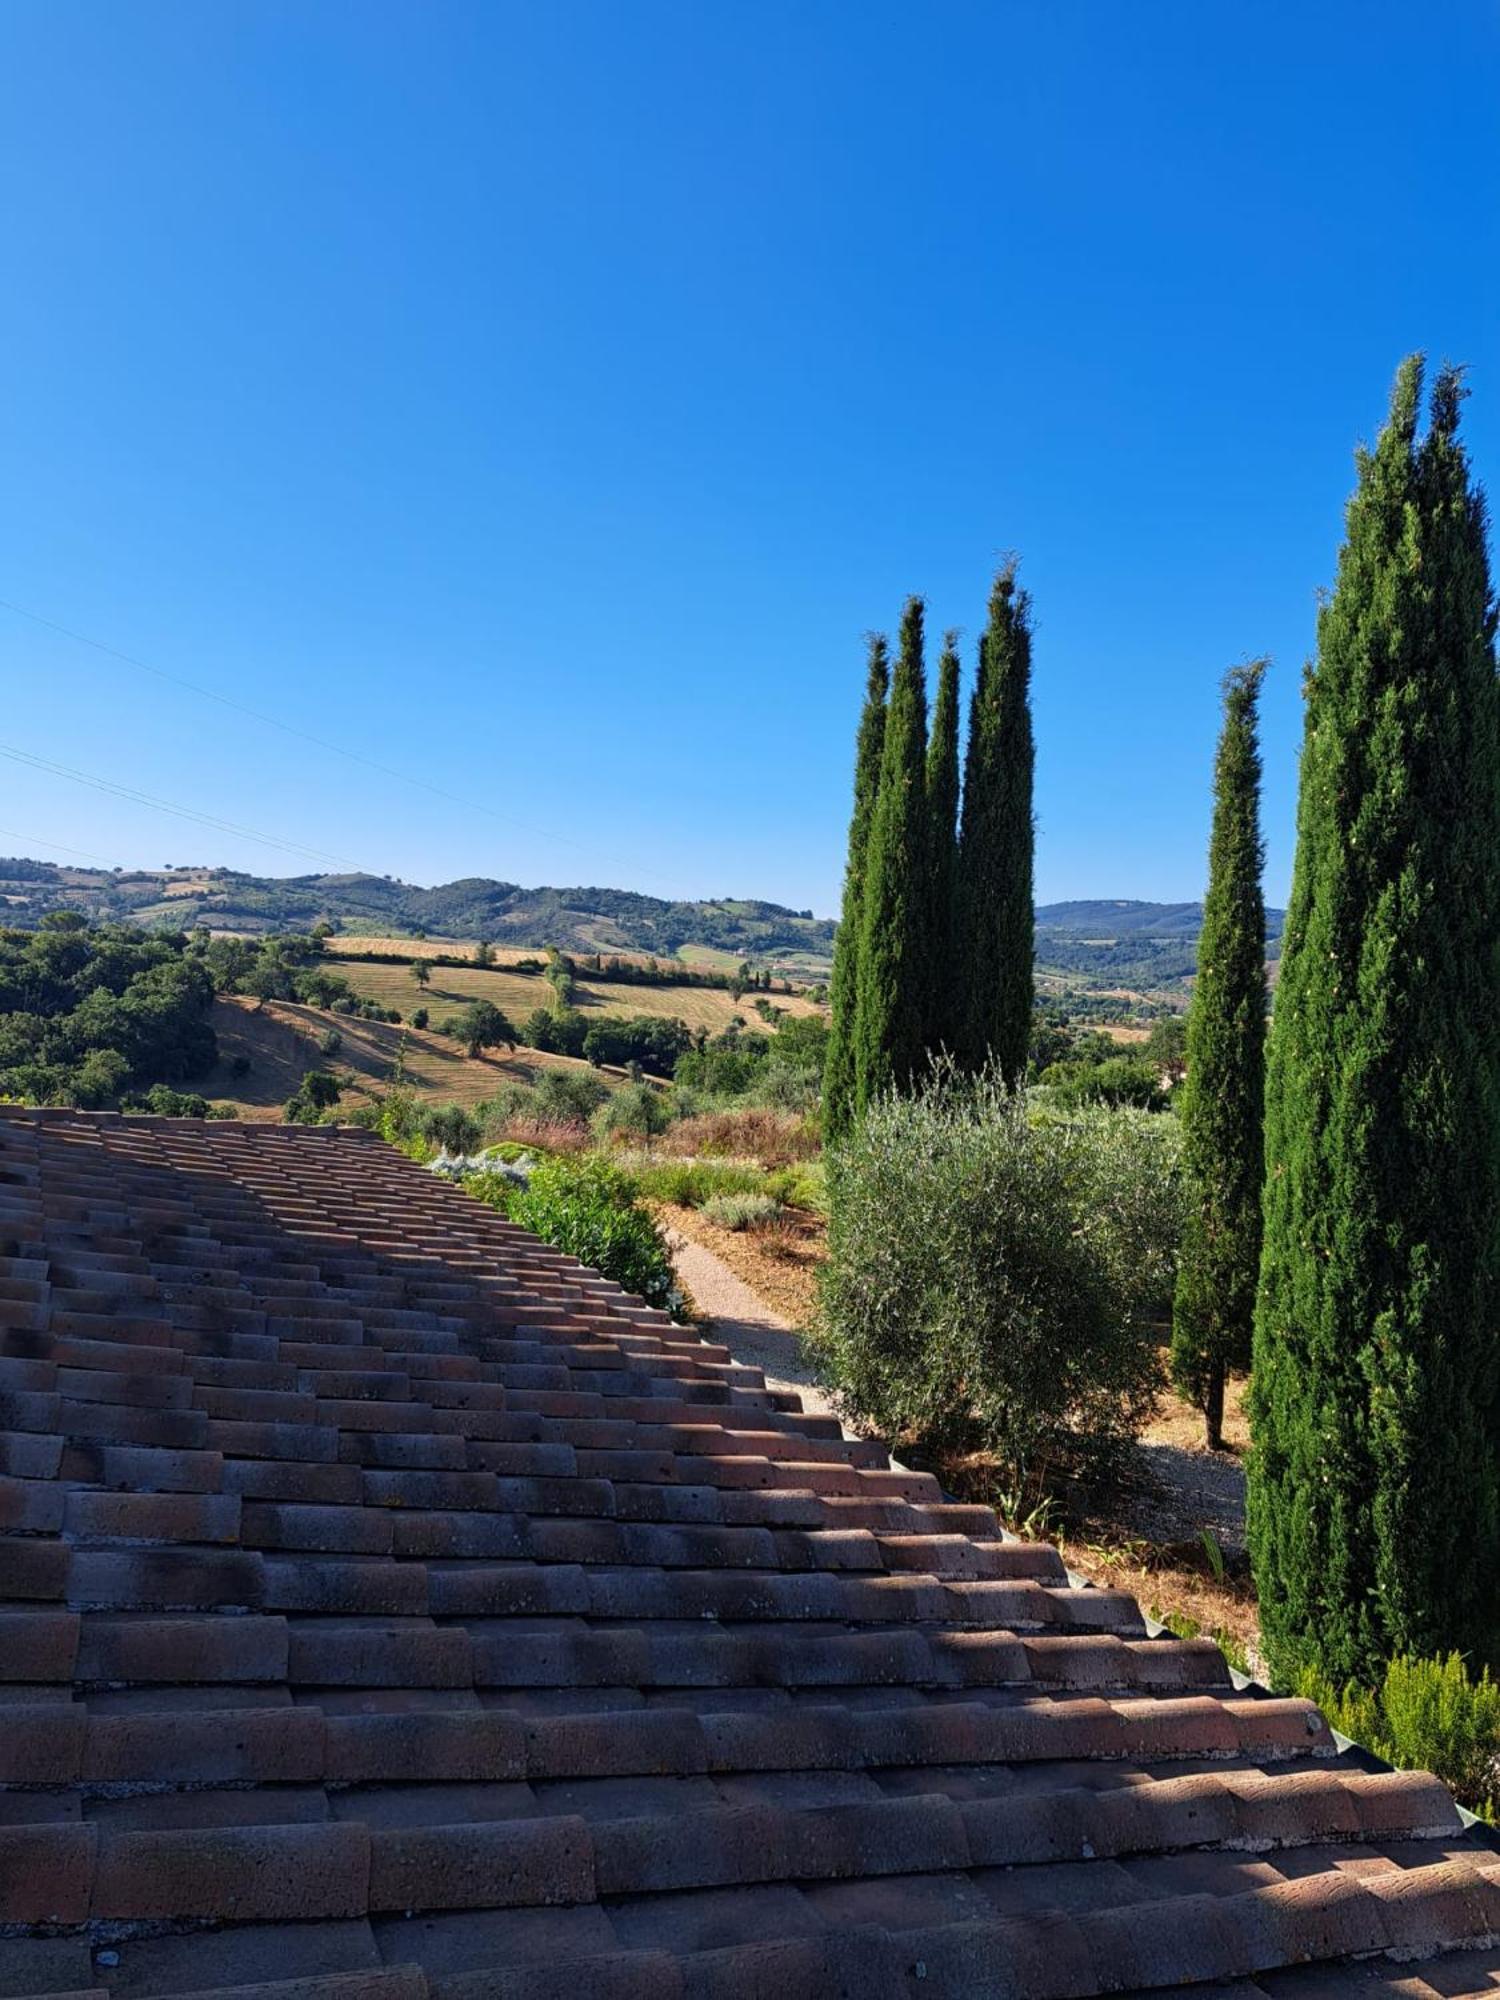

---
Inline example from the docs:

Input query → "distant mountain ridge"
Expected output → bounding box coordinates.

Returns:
[0,861,837,964]
[1034,898,1285,990]
[0,865,1284,989]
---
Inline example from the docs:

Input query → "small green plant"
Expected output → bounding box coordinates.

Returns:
[1295,1653,1500,1821]
[992,1481,1061,1544]
[1200,1528,1227,1584]
[701,1190,784,1231]
[1149,1606,1250,1680]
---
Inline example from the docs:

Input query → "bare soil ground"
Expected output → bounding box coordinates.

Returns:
[659,1202,823,1327]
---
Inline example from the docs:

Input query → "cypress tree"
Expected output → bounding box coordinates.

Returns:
[925,630,962,1053]
[822,636,888,1140]
[1170,659,1268,1452]
[956,562,1035,1084]
[1250,358,1500,1685]
[853,596,930,1107]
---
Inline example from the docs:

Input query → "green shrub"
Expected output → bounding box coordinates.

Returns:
[593,1082,671,1141]
[124,1083,210,1118]
[1296,1653,1500,1820]
[531,1070,611,1123]
[761,1161,826,1212]
[812,1070,1179,1497]
[1038,1054,1167,1111]
[479,1154,680,1315]
[417,1104,478,1154]
[702,1191,784,1231]
[629,1158,765,1207]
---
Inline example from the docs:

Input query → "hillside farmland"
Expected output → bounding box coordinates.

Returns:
[326,955,825,1036]
[204,996,615,1119]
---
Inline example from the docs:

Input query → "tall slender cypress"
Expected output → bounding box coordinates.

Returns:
[1170,660,1267,1451]
[925,630,961,1053]
[853,597,930,1107]
[822,636,888,1140]
[956,562,1035,1084]
[1250,359,1500,1685]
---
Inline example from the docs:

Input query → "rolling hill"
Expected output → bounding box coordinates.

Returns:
[0,858,1284,995]
[1034,899,1286,992]
[0,860,835,966]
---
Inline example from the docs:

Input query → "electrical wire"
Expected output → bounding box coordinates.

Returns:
[0,593,638,868]
[0,742,359,868]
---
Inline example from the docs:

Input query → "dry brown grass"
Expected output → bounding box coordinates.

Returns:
[326,958,823,1036]
[669,1107,820,1165]
[203,996,610,1117]
[481,1114,593,1154]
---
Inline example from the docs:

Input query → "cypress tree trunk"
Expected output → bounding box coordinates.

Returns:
[853,597,930,1108]
[925,631,961,1055]
[1170,660,1267,1452]
[956,563,1035,1084]
[821,636,888,1140]
[1250,358,1500,1685]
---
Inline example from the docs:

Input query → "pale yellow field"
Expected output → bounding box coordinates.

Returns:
[328,958,824,1035]
[204,995,615,1118]
[332,936,655,970]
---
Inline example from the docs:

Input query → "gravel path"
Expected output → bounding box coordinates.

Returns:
[1124,1440,1248,1552]
[665,1227,842,1425]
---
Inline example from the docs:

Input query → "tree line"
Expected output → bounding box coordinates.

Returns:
[821,353,1500,1691]
[823,564,1036,1136]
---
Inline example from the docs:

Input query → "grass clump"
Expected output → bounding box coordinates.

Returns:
[1295,1653,1500,1821]
[628,1158,765,1208]
[1149,1605,1250,1680]
[701,1190,784,1232]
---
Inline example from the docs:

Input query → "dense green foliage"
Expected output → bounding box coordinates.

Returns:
[1297,1654,1500,1820]
[956,563,1035,1082]
[925,631,961,1053]
[822,637,888,1138]
[853,599,931,1106]
[1250,359,1500,1685]
[578,1014,692,1076]
[472,1153,681,1315]
[1037,1054,1167,1111]
[1170,662,1267,1447]
[813,1071,1181,1498]
[449,999,517,1059]
[0,915,217,1106]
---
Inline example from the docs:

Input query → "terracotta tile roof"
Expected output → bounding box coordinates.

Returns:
[0,1104,1497,2000]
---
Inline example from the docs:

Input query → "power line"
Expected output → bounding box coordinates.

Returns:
[0,742,359,868]
[0,593,630,868]
[0,826,119,867]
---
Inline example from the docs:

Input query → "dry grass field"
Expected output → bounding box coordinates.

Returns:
[204,996,611,1118]
[332,937,655,970]
[327,958,825,1036]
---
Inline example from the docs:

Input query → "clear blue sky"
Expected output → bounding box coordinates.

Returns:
[2,2,1496,916]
